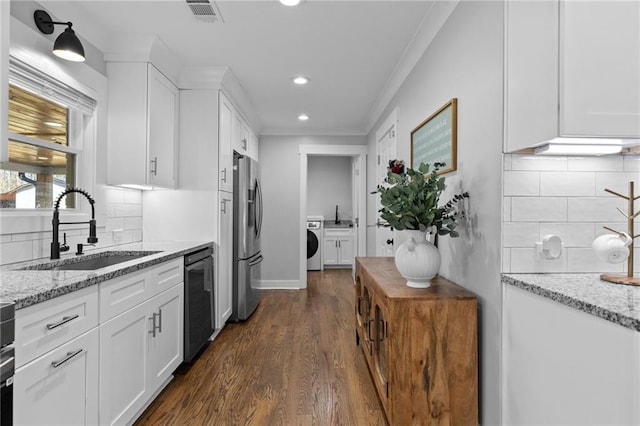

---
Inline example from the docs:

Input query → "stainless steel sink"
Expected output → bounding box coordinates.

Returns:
[20,251,162,271]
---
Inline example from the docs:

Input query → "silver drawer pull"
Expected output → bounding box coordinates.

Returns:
[46,314,79,330]
[51,349,83,368]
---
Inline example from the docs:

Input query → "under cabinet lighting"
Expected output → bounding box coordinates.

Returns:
[298,114,310,121]
[44,121,63,127]
[280,0,301,6]
[293,76,309,85]
[535,143,622,156]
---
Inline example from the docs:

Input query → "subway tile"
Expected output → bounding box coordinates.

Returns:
[510,248,537,273]
[123,189,142,204]
[511,155,568,171]
[567,156,623,172]
[0,240,34,265]
[539,222,596,248]
[503,154,512,171]
[540,171,595,196]
[533,252,568,273]
[623,155,640,172]
[130,204,142,217]
[567,197,628,222]
[124,217,142,230]
[511,197,567,222]
[106,217,125,232]
[503,197,512,222]
[0,235,11,243]
[503,222,539,247]
[595,222,634,238]
[502,248,511,273]
[595,172,640,196]
[503,171,540,196]
[105,187,125,204]
[567,248,624,273]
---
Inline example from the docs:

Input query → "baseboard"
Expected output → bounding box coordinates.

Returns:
[257,279,304,289]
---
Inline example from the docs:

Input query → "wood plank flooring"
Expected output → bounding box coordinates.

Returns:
[134,269,387,426]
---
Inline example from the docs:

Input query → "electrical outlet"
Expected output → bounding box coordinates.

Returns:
[113,229,123,241]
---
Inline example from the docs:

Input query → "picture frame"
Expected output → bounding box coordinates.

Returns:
[410,98,457,175]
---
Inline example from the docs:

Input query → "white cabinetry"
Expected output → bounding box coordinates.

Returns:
[13,286,99,426]
[99,259,184,426]
[217,193,234,327]
[324,228,354,267]
[107,62,179,188]
[503,284,640,425]
[504,0,640,152]
[219,91,234,193]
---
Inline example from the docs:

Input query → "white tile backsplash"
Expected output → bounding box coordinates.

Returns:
[504,153,640,273]
[540,172,595,196]
[0,186,143,265]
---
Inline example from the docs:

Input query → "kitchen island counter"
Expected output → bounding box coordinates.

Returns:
[502,273,640,332]
[0,241,212,310]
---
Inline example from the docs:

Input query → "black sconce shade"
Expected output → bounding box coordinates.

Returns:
[34,9,85,62]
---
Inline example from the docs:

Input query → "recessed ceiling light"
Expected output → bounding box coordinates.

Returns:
[298,114,310,121]
[37,156,50,161]
[44,121,63,127]
[292,76,309,85]
[280,0,301,6]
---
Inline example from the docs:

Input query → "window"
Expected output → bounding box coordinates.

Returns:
[1,57,96,210]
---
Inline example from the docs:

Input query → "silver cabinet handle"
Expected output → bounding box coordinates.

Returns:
[51,349,83,368]
[149,315,156,337]
[149,311,161,337]
[150,156,158,176]
[221,167,227,183]
[157,308,162,334]
[46,314,79,330]
[221,199,228,214]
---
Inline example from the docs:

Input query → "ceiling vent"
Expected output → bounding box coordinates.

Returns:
[186,0,223,23]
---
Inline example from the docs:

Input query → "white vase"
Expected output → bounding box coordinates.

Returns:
[394,230,441,288]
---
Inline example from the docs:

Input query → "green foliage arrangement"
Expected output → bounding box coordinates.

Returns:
[377,160,469,237]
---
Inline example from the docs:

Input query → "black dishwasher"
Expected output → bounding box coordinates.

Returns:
[184,246,215,363]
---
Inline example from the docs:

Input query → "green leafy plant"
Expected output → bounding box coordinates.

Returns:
[377,161,469,237]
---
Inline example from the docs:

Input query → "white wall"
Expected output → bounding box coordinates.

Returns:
[307,156,352,220]
[366,2,504,424]
[503,154,640,273]
[260,135,366,284]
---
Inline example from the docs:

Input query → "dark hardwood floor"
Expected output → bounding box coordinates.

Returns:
[134,269,387,426]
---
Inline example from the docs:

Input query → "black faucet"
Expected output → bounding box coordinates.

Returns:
[51,187,98,260]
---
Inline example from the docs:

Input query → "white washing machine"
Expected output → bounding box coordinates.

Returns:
[306,216,324,270]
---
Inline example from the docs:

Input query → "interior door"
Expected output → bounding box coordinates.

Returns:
[375,109,397,257]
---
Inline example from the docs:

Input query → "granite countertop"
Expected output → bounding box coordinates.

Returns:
[0,241,213,310]
[502,273,640,332]
[324,220,354,229]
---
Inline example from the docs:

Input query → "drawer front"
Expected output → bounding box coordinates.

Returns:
[150,258,183,297]
[324,229,353,237]
[100,259,184,321]
[15,286,98,368]
[14,328,99,426]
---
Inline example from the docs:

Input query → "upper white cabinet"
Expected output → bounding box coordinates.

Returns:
[504,0,640,152]
[107,62,179,188]
[219,91,234,193]
[560,1,640,137]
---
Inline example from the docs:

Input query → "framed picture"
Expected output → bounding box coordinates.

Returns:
[410,98,457,175]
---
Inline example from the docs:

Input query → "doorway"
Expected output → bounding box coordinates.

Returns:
[375,108,398,256]
[299,145,367,288]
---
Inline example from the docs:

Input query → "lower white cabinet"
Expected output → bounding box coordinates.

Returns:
[324,229,354,267]
[14,328,99,426]
[503,284,640,425]
[99,283,183,426]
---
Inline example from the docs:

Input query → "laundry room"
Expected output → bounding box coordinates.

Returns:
[306,155,355,271]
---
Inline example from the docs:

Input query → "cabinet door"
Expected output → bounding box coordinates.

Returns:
[503,285,640,425]
[217,193,234,327]
[232,113,249,156]
[99,301,149,426]
[219,91,234,192]
[147,284,183,391]
[323,237,338,265]
[248,130,259,160]
[504,0,559,152]
[14,328,99,426]
[372,299,390,415]
[147,64,179,188]
[338,237,354,265]
[560,1,640,137]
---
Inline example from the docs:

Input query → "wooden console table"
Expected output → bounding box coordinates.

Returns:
[355,257,478,425]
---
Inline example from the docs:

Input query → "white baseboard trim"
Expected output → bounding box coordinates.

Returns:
[257,280,304,290]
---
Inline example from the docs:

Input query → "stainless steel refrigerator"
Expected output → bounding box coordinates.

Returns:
[231,153,263,321]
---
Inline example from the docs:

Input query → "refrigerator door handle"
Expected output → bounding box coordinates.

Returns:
[255,178,263,239]
[248,254,264,267]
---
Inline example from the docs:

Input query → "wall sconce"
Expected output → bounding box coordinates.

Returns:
[34,9,85,62]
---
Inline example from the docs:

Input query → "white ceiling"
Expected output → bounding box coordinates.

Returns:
[38,1,436,135]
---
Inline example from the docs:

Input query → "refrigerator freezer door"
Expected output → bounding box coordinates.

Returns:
[232,252,263,321]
